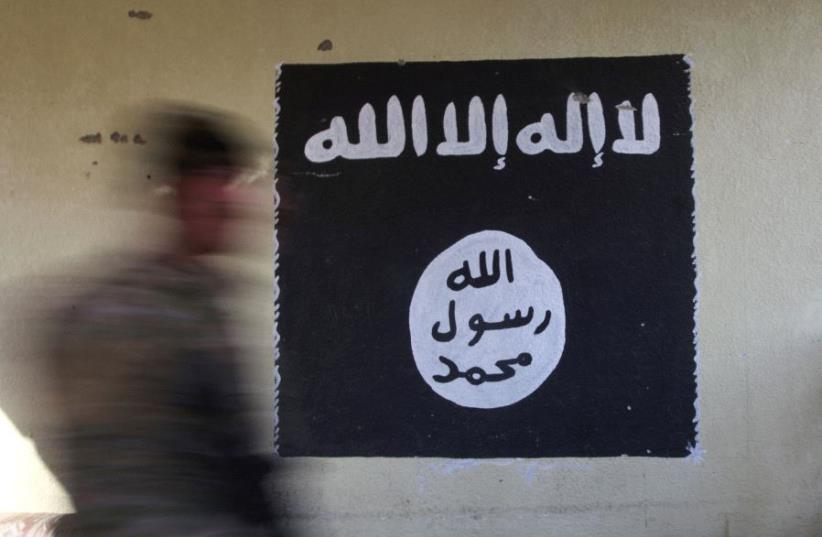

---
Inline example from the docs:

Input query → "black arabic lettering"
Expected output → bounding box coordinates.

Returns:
[467,306,534,346]
[533,310,552,335]
[446,249,515,291]
[432,352,533,385]
[463,366,487,386]
[473,250,500,287]
[432,355,460,383]
[446,260,472,291]
[431,300,457,342]
[484,352,533,382]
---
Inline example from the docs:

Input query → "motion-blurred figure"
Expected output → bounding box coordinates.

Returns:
[45,107,279,536]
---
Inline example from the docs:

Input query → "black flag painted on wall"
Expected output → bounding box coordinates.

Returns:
[274,55,698,458]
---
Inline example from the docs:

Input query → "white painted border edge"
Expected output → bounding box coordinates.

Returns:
[684,54,704,464]
[272,62,284,456]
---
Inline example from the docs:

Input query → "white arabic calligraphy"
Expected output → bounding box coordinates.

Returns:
[436,96,486,156]
[304,95,405,162]
[411,95,428,156]
[516,94,583,155]
[303,93,662,164]
[612,94,660,155]
[492,94,508,156]
[586,92,606,168]
[409,230,567,408]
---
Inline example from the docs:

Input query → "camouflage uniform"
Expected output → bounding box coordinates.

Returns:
[50,256,273,537]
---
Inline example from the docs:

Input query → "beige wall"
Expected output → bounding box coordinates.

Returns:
[1,0,821,535]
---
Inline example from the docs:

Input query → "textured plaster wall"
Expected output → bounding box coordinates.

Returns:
[1,1,821,535]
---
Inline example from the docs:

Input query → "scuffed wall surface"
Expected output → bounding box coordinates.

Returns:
[0,1,820,535]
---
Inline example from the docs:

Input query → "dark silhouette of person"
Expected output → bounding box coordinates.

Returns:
[39,107,281,536]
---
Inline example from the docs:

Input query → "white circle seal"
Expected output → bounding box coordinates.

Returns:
[409,230,566,408]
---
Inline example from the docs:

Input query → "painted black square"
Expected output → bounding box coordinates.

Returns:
[275,55,697,458]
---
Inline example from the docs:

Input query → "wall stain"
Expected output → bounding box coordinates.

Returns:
[79,133,102,144]
[128,10,153,20]
[82,132,145,145]
[317,39,333,51]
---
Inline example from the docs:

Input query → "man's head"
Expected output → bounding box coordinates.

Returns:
[165,111,251,255]
[176,169,235,255]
